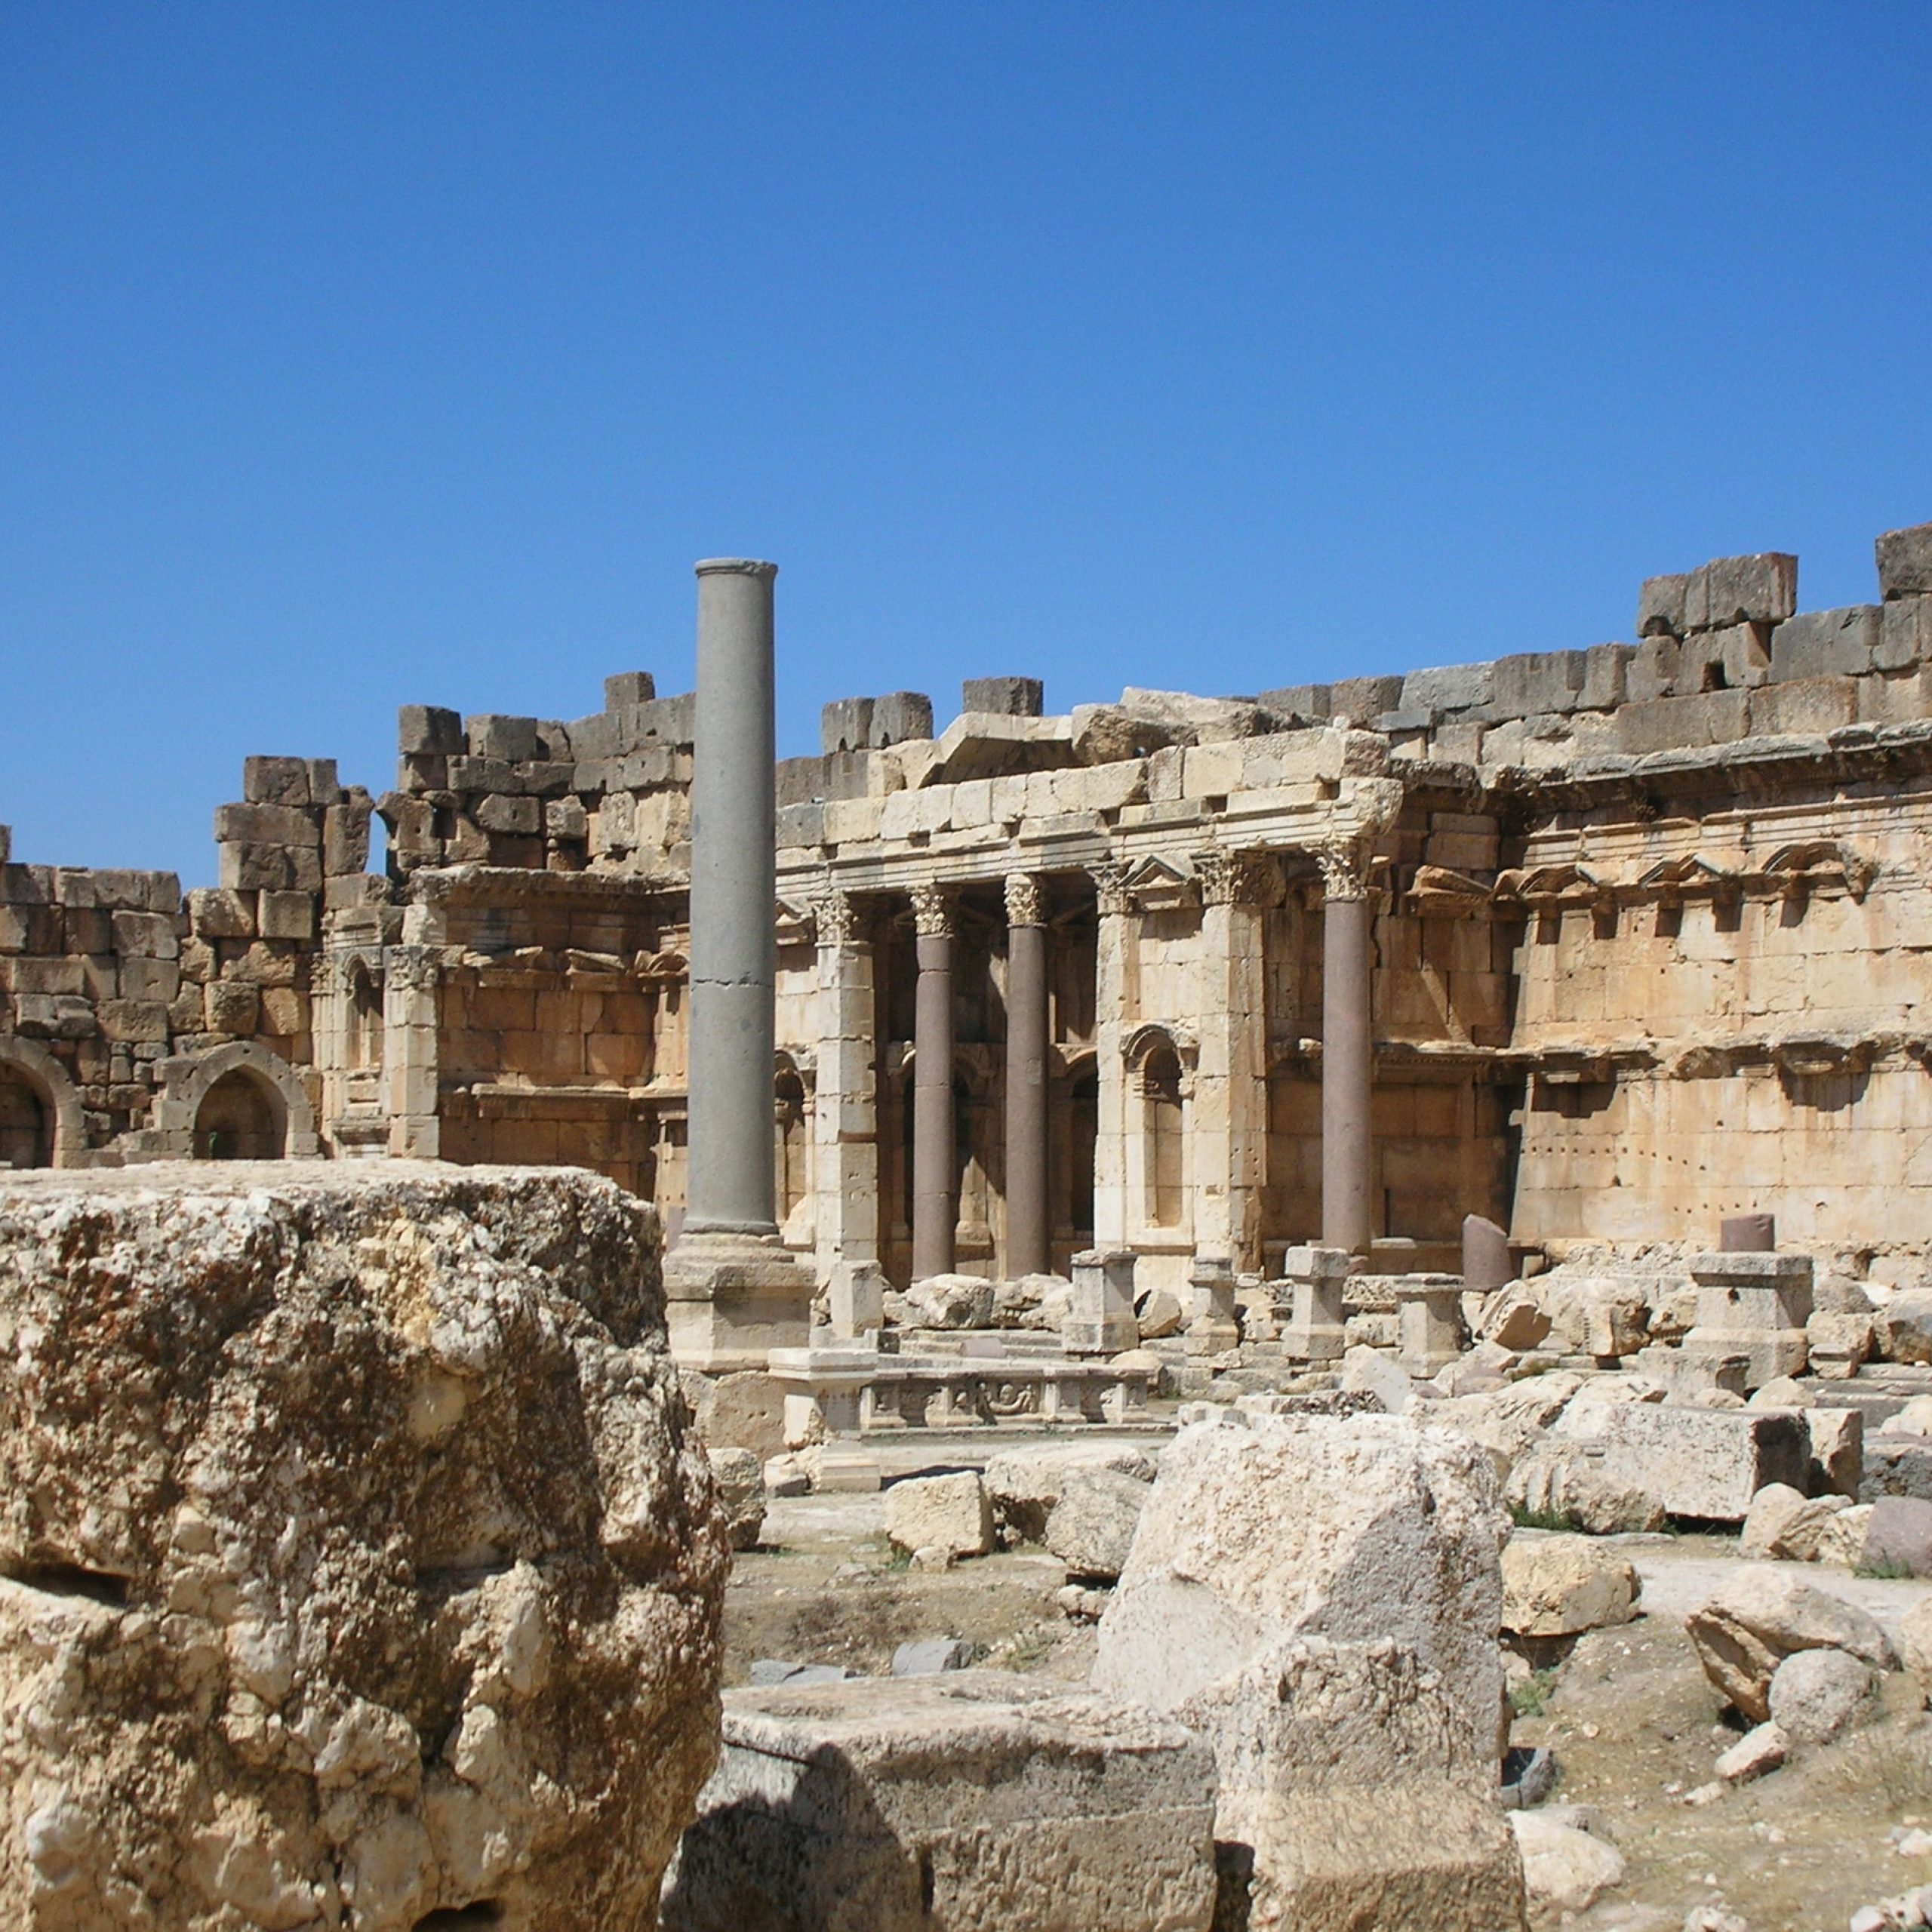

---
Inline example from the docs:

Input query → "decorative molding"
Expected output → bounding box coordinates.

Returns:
[909,881,953,940]
[1193,848,1275,909]
[1004,872,1044,928]
[385,946,443,995]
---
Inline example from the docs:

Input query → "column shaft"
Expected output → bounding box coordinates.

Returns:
[911,894,955,1280]
[811,888,879,1278]
[685,559,779,1238]
[1091,866,1135,1247]
[1321,878,1374,1254]
[1004,875,1049,1278]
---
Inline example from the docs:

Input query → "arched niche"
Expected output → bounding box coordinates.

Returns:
[152,1041,321,1161]
[0,1038,86,1169]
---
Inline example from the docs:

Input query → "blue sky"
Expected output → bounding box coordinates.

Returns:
[4,4,1930,885]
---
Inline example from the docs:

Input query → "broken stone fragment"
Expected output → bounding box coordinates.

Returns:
[882,1472,992,1560]
[1500,1533,1639,1638]
[1685,1565,1897,1723]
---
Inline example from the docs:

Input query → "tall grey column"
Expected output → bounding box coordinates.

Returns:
[685,557,780,1238]
[911,881,955,1281]
[1004,872,1049,1279]
[1320,847,1375,1254]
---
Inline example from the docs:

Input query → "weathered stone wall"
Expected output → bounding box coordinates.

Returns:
[0,1161,726,1931]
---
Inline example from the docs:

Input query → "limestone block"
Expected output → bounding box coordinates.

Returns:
[1044,1467,1151,1581]
[242,755,317,806]
[1878,595,1932,670]
[869,691,933,746]
[983,1443,1158,1546]
[1684,552,1798,631]
[1807,1309,1875,1378]
[1550,1401,1807,1521]
[398,704,463,755]
[1750,675,1860,737]
[1770,605,1881,681]
[0,1161,726,1932]
[1863,1496,1932,1577]
[1877,521,1932,599]
[214,801,321,847]
[1617,691,1750,755]
[1806,1405,1863,1497]
[1492,651,1588,718]
[905,1272,994,1329]
[662,1672,1217,1932]
[1682,1250,1814,1389]
[1500,1533,1639,1637]
[258,889,315,941]
[465,713,540,762]
[1899,1596,1932,1697]
[1480,1284,1552,1352]
[1881,1292,1932,1364]
[603,670,655,707]
[1504,1450,1668,1535]
[1121,687,1267,743]
[1401,662,1494,715]
[1638,574,1689,638]
[1509,1808,1625,1912]
[1093,1414,1509,1764]
[883,1473,992,1559]
[187,887,255,940]
[1329,673,1404,720]
[961,675,1043,716]
[1685,1565,1895,1721]
[1429,1373,1582,1470]
[204,980,261,1035]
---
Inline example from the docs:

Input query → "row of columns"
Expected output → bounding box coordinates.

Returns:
[814,847,1377,1284]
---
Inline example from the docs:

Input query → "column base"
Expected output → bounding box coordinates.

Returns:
[664,1232,816,1374]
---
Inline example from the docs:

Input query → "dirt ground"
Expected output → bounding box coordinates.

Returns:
[721,1456,1932,1932]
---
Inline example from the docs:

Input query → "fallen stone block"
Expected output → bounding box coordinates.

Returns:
[1509,1807,1625,1912]
[905,1272,995,1330]
[1866,1438,1932,1503]
[0,1161,726,1932]
[1899,1598,1932,1698]
[1094,1413,1509,1765]
[891,1638,974,1676]
[1551,1399,1809,1521]
[661,1672,1218,1932]
[709,1446,767,1552]
[1506,1447,1669,1535]
[1045,1466,1152,1582]
[883,1472,992,1559]
[983,1441,1158,1546]
[1500,1533,1639,1638]
[1685,1565,1897,1722]
[1881,1293,1932,1364]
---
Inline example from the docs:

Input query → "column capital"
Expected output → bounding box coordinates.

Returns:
[811,885,863,949]
[909,881,954,940]
[386,945,443,993]
[1193,848,1275,909]
[1315,842,1372,903]
[1003,871,1045,928]
[1091,859,1132,918]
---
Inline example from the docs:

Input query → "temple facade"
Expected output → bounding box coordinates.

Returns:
[5,525,1932,1285]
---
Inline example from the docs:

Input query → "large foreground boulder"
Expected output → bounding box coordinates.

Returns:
[0,1162,728,1932]
[1091,1414,1523,1932]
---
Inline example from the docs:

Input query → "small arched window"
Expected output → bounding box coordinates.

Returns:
[774,1069,808,1220]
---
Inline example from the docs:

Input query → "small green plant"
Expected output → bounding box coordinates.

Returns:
[997,1626,1057,1672]
[1509,1668,1559,1719]
[1509,1503,1583,1534]
[878,1541,914,1573]
[1855,1553,1915,1581]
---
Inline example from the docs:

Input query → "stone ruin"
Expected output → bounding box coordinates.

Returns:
[0,1163,725,1930]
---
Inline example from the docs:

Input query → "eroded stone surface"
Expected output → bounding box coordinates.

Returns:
[0,1161,727,1932]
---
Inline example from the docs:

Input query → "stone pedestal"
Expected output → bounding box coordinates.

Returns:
[1186,1254,1241,1356]
[1394,1275,1466,1375]
[666,1235,818,1375]
[1275,1243,1352,1362]
[1065,1246,1140,1356]
[1681,1251,1814,1390]
[766,1345,883,1492]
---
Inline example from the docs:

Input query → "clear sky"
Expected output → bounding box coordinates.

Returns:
[4,4,1930,886]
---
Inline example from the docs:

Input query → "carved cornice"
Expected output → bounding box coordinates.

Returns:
[909,881,954,940]
[1004,872,1044,928]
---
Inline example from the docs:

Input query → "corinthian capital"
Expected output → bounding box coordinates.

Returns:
[1091,860,1131,918]
[909,881,953,939]
[1315,843,1371,903]
[1193,848,1275,909]
[1004,872,1044,928]
[811,886,860,949]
